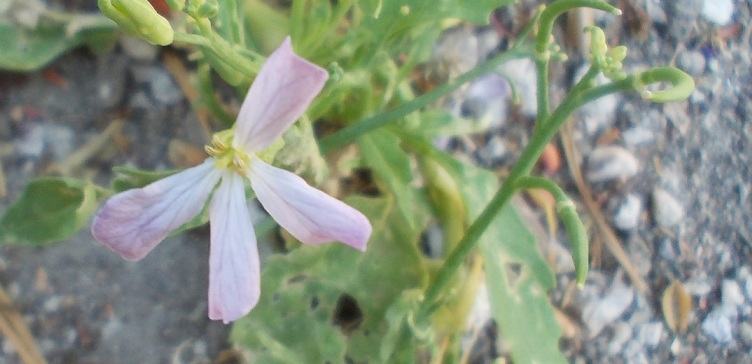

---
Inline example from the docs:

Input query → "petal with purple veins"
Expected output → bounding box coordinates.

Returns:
[232,37,328,153]
[208,172,260,323]
[248,157,371,251]
[91,159,221,261]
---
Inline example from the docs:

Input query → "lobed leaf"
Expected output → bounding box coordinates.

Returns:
[0,177,102,245]
[231,195,430,362]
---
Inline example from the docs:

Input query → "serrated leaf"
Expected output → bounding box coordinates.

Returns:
[358,128,415,229]
[0,177,102,245]
[0,14,117,72]
[231,195,430,362]
[427,148,564,363]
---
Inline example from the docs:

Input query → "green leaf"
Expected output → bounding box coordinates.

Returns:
[429,149,564,363]
[231,195,430,362]
[455,0,517,24]
[479,206,566,364]
[0,14,117,72]
[0,178,102,245]
[110,166,178,192]
[358,128,415,229]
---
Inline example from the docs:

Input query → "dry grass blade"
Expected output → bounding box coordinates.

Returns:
[168,139,208,168]
[662,280,691,334]
[50,119,125,176]
[559,118,649,293]
[162,51,212,141]
[0,284,47,364]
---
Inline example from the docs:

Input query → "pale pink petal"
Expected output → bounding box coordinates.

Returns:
[248,157,371,251]
[208,172,260,323]
[91,160,221,261]
[232,37,328,153]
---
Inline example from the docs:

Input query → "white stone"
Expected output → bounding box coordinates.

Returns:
[652,189,685,228]
[586,146,639,183]
[702,308,734,344]
[701,0,734,25]
[498,58,537,117]
[614,194,642,230]
[638,322,665,348]
[582,275,635,337]
[722,280,746,313]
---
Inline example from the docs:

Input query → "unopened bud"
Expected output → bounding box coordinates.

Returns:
[99,0,174,45]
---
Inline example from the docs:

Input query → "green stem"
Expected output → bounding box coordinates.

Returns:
[514,176,568,201]
[635,67,695,102]
[534,0,621,127]
[515,177,589,285]
[319,45,534,154]
[195,18,261,77]
[418,72,636,315]
[173,32,212,47]
[536,0,621,56]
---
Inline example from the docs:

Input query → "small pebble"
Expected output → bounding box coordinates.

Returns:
[575,66,619,136]
[586,146,639,183]
[148,67,183,105]
[722,280,745,313]
[498,58,537,117]
[701,0,734,26]
[583,276,635,337]
[684,276,713,296]
[652,189,685,228]
[475,136,506,166]
[637,322,665,349]
[463,74,509,128]
[613,194,642,230]
[622,126,654,146]
[15,122,45,159]
[659,239,679,261]
[43,124,75,160]
[43,295,62,312]
[607,323,633,355]
[702,308,734,344]
[739,322,752,347]
[677,51,706,77]
[741,270,752,302]
[645,0,667,24]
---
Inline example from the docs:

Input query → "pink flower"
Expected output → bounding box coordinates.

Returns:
[91,37,372,323]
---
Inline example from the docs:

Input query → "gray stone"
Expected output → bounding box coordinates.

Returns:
[586,146,639,183]
[702,308,735,344]
[701,0,734,25]
[652,189,685,228]
[613,194,642,230]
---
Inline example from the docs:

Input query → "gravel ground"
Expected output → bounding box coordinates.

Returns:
[0,0,750,363]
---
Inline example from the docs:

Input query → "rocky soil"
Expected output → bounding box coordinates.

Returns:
[0,0,750,363]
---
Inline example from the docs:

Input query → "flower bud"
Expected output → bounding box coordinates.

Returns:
[164,0,185,11]
[99,0,174,46]
[186,0,219,18]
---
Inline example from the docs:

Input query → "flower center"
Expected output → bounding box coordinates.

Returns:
[205,130,251,174]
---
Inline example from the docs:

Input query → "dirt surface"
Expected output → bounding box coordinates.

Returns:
[0,0,750,363]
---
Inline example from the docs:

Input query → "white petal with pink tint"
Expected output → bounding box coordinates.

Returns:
[91,159,221,261]
[248,157,371,251]
[208,172,260,323]
[232,37,328,153]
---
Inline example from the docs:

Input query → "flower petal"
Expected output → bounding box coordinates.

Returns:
[208,172,260,323]
[91,159,221,261]
[233,36,328,153]
[249,157,371,251]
